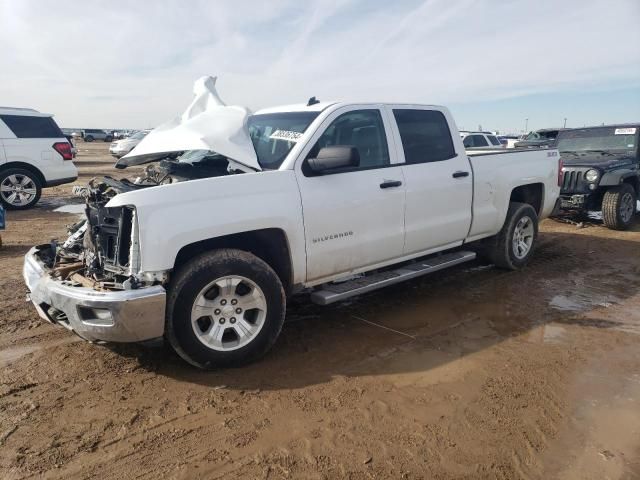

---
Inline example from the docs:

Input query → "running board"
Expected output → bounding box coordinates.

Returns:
[310,251,476,306]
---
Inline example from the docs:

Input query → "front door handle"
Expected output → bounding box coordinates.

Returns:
[380,180,402,189]
[452,171,469,178]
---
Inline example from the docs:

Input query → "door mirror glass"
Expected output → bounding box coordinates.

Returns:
[307,146,360,173]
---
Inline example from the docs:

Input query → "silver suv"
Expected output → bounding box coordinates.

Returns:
[82,129,113,142]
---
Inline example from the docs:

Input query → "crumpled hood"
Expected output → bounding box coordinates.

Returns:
[116,76,260,171]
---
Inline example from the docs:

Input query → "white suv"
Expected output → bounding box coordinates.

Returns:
[0,107,78,209]
[460,131,504,151]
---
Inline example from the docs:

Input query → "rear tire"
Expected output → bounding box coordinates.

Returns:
[84,135,94,142]
[483,202,538,270]
[602,184,636,231]
[0,168,42,210]
[166,249,286,369]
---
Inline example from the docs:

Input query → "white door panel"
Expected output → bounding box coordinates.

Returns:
[385,106,473,254]
[295,106,406,282]
[298,167,405,280]
[401,160,472,253]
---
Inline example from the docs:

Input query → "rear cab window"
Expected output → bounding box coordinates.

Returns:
[392,109,456,163]
[0,115,63,138]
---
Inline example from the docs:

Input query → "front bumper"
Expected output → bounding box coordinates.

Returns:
[109,145,133,158]
[560,194,590,210]
[23,247,166,343]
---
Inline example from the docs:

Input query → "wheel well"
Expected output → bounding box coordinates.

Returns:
[174,229,294,294]
[510,183,543,215]
[623,176,639,195]
[0,162,46,187]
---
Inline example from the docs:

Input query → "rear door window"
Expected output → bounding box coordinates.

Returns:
[0,115,63,138]
[392,109,456,163]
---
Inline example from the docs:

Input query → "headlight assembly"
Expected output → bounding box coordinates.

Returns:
[585,169,599,183]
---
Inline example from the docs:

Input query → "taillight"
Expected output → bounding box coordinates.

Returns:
[557,158,564,187]
[53,141,73,160]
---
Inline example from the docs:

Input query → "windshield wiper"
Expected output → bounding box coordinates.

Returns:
[583,149,615,156]
[559,150,580,156]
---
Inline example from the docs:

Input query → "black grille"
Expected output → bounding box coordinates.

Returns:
[561,168,590,194]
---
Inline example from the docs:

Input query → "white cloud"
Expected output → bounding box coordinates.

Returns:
[1,0,638,128]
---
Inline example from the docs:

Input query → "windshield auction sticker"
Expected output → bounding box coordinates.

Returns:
[270,130,303,142]
[615,128,636,135]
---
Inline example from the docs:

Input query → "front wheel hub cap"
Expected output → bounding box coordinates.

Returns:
[190,275,267,352]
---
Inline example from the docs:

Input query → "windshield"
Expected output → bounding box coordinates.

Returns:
[526,130,557,141]
[177,149,225,164]
[555,127,638,153]
[248,112,319,169]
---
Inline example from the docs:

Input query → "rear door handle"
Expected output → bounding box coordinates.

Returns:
[452,171,469,178]
[380,180,402,189]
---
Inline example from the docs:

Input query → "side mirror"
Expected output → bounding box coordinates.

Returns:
[307,146,359,173]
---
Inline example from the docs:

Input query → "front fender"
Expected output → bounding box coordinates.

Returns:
[106,170,306,284]
[599,169,639,187]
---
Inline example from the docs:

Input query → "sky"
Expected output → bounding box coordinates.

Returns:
[1,0,639,133]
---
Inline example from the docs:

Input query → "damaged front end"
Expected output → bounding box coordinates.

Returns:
[23,74,259,343]
[37,177,147,291]
[23,176,168,343]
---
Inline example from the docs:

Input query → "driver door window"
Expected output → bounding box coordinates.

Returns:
[307,110,389,172]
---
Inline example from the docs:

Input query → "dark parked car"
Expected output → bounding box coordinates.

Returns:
[554,124,639,230]
[515,128,566,149]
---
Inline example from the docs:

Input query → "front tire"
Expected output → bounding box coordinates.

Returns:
[166,249,286,369]
[0,168,42,210]
[602,184,636,230]
[484,202,538,270]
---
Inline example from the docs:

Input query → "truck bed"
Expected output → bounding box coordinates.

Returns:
[466,148,561,242]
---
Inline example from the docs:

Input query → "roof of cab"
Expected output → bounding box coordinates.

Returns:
[568,123,639,130]
[254,101,451,116]
[254,101,337,115]
[0,107,53,117]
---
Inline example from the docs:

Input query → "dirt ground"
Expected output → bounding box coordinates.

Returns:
[1,142,639,479]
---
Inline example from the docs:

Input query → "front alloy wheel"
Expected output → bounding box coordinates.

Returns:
[191,276,268,352]
[602,184,637,230]
[166,249,286,369]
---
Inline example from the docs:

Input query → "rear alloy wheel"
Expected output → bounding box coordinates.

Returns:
[166,249,285,369]
[485,202,538,270]
[602,184,636,230]
[84,135,94,142]
[0,169,42,210]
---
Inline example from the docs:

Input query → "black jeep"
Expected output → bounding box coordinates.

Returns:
[554,124,639,230]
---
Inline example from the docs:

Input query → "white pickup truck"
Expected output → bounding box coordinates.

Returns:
[24,77,561,368]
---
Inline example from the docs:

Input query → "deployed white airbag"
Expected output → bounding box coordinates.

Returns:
[117,76,260,171]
